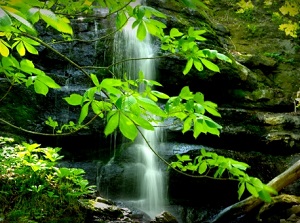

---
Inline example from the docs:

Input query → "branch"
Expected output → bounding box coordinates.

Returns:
[21,33,90,78]
[0,84,13,103]
[136,126,238,181]
[211,159,300,222]
[0,110,101,137]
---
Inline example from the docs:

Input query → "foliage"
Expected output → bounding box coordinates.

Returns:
[0,136,95,222]
[170,148,278,202]
[0,0,277,207]
[264,52,295,63]
[234,0,300,38]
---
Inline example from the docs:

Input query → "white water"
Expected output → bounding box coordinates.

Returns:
[113,12,165,218]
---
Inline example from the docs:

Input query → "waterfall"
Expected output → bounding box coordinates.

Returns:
[112,6,166,218]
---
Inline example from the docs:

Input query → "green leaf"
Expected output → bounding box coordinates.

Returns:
[193,58,203,71]
[246,182,259,197]
[258,190,272,203]
[238,183,245,200]
[34,80,48,95]
[179,86,193,100]
[104,111,119,136]
[250,177,264,190]
[101,78,122,87]
[136,96,167,117]
[119,113,138,141]
[142,6,166,18]
[39,9,73,35]
[170,28,183,38]
[183,58,193,75]
[116,11,127,30]
[0,7,12,27]
[183,116,193,133]
[64,94,83,106]
[137,21,147,41]
[217,52,232,63]
[16,42,26,56]
[200,58,220,72]
[78,102,90,124]
[3,7,36,33]
[151,90,169,99]
[263,185,278,196]
[23,41,38,54]
[199,161,207,174]
[127,113,154,130]
[193,118,206,138]
[0,40,10,57]
[37,75,60,89]
[204,119,222,129]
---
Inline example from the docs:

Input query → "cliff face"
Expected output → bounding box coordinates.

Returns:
[147,0,300,111]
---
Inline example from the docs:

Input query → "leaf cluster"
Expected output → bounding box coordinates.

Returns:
[0,136,95,222]
[170,148,278,202]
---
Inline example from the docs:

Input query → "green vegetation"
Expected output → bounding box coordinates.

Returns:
[170,149,277,202]
[264,52,295,63]
[0,136,95,222]
[234,0,300,38]
[0,0,282,221]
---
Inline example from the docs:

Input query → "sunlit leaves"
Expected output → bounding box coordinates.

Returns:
[116,10,127,30]
[137,21,147,41]
[119,112,138,141]
[279,1,299,16]
[0,39,10,57]
[12,36,39,56]
[64,94,83,106]
[161,28,232,75]
[104,111,119,136]
[166,86,222,138]
[236,0,254,13]
[29,8,73,35]
[279,21,298,37]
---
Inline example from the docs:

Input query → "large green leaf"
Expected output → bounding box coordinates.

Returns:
[183,58,193,75]
[238,183,245,200]
[39,9,73,35]
[246,182,259,197]
[0,7,12,27]
[16,42,26,56]
[100,78,122,87]
[34,79,48,95]
[37,75,60,89]
[151,90,169,99]
[116,11,127,30]
[0,40,10,57]
[3,6,36,34]
[200,58,220,72]
[136,96,167,117]
[182,116,193,133]
[127,113,154,130]
[64,94,83,106]
[104,111,119,136]
[23,41,38,54]
[137,21,147,41]
[193,58,203,71]
[179,86,193,100]
[119,113,138,141]
[170,28,183,38]
[78,102,90,124]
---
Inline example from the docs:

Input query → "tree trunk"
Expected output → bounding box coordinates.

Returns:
[211,159,300,222]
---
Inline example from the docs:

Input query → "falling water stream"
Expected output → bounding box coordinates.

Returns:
[111,2,166,218]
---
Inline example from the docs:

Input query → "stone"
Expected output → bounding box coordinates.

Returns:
[151,211,178,223]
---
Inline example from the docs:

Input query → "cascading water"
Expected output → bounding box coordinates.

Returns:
[111,2,166,218]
